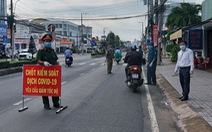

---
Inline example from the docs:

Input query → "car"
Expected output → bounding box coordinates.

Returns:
[18,49,36,60]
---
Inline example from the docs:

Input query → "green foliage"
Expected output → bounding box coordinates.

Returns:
[166,3,201,30]
[106,32,120,48]
[0,59,37,69]
[91,50,105,56]
[170,45,179,62]
[71,46,77,53]
[166,44,175,52]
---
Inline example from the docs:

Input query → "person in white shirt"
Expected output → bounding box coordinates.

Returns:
[174,40,194,101]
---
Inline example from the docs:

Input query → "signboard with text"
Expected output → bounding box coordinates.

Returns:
[0,24,7,43]
[189,29,203,50]
[153,25,158,46]
[23,65,61,96]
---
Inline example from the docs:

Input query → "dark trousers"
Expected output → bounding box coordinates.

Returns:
[42,96,59,106]
[147,63,157,84]
[179,67,190,99]
[107,58,113,73]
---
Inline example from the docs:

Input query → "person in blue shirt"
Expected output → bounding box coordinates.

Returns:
[114,47,122,62]
[146,43,158,85]
[64,47,73,62]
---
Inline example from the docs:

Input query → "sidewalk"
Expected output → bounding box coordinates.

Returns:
[157,57,212,127]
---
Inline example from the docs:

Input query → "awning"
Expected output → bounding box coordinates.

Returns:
[60,41,73,45]
[170,29,182,40]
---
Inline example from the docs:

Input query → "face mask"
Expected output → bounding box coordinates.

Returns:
[180,45,186,50]
[44,42,52,48]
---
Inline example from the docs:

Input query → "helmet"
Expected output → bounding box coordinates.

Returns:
[131,45,137,51]
[41,34,53,41]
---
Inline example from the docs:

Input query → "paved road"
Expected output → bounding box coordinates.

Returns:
[0,54,179,132]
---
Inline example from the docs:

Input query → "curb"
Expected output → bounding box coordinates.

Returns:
[0,67,22,76]
[156,71,212,132]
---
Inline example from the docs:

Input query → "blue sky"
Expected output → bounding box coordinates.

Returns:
[7,0,203,41]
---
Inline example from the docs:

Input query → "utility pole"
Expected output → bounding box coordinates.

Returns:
[148,0,154,44]
[81,13,84,55]
[156,0,167,65]
[10,0,15,61]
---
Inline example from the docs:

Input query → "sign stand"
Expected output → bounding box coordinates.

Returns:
[56,97,68,114]
[18,97,28,112]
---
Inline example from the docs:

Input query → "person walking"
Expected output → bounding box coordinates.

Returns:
[146,43,158,85]
[36,34,60,110]
[175,40,194,101]
[106,47,114,74]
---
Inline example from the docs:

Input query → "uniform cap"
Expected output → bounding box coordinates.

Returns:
[42,34,53,41]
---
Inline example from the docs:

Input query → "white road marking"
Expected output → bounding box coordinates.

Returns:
[142,71,160,132]
[61,81,67,85]
[13,98,32,106]
[122,63,127,66]
[90,63,96,65]
[78,62,86,65]
[80,73,85,76]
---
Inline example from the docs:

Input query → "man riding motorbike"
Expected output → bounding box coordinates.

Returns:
[124,45,143,82]
[64,47,73,65]
[114,47,122,63]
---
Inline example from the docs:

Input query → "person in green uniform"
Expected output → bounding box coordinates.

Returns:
[106,47,114,74]
[36,34,60,110]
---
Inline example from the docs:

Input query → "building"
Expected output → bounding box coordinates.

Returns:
[0,0,6,24]
[169,0,212,65]
[78,25,93,53]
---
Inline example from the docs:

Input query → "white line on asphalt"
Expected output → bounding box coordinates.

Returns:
[122,63,127,66]
[78,62,86,65]
[80,73,85,76]
[61,81,67,85]
[13,98,32,106]
[90,63,96,65]
[142,71,160,132]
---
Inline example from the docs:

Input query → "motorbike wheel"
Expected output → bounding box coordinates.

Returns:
[132,85,137,93]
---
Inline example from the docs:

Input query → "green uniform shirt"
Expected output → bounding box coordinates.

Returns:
[36,48,58,65]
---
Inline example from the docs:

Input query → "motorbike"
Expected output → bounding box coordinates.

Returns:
[114,53,122,64]
[126,65,143,92]
[65,56,73,67]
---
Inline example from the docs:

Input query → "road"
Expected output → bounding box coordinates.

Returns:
[0,53,180,132]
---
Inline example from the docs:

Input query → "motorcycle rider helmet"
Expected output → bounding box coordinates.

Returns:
[131,45,137,51]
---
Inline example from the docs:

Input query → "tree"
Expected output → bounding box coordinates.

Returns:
[28,36,37,59]
[115,35,120,48]
[166,3,201,30]
[106,31,115,47]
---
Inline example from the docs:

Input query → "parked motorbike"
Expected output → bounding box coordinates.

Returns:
[65,57,73,67]
[126,65,143,92]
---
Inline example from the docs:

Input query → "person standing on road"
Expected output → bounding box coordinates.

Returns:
[36,34,61,110]
[106,47,114,74]
[175,40,194,101]
[146,43,158,85]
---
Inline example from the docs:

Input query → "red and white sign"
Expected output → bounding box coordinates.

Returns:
[153,25,158,46]
[23,65,61,97]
